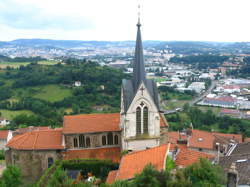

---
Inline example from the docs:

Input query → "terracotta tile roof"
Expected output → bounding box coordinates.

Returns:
[106,170,118,184]
[244,137,250,142]
[115,144,169,180]
[168,131,187,144]
[63,113,121,134]
[63,147,121,163]
[188,129,214,149]
[0,130,8,140]
[6,129,64,150]
[160,113,168,127]
[175,146,214,167]
[188,129,242,150]
[14,126,50,135]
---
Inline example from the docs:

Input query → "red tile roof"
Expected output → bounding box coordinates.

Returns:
[106,170,118,184]
[175,146,214,167]
[63,113,121,134]
[220,109,240,114]
[168,131,187,144]
[6,129,64,150]
[63,147,121,163]
[160,114,168,127]
[115,144,169,180]
[0,130,8,140]
[188,129,242,150]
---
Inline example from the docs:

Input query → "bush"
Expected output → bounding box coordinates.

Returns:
[62,159,119,180]
[0,165,22,187]
[0,149,5,160]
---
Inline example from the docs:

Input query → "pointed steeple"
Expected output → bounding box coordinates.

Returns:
[133,16,146,91]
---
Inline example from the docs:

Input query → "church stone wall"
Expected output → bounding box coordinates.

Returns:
[122,138,160,151]
[64,132,121,150]
[5,149,62,183]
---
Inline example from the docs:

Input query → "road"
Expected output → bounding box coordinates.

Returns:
[163,80,218,114]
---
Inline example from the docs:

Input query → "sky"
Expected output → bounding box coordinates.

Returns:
[1,0,250,42]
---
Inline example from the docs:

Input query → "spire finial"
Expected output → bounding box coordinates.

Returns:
[137,4,141,27]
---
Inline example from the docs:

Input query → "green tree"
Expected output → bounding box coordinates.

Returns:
[0,165,22,187]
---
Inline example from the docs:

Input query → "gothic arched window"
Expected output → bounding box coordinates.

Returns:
[73,137,78,148]
[143,106,149,134]
[114,135,119,145]
[102,135,106,146]
[86,137,91,147]
[136,107,142,135]
[107,132,113,145]
[79,135,85,147]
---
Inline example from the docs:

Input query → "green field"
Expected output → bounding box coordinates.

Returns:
[165,100,190,110]
[32,84,72,102]
[0,60,59,69]
[196,106,221,114]
[0,109,34,120]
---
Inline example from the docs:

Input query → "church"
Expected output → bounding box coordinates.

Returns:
[5,18,168,182]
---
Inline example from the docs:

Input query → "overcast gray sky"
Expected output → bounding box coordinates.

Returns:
[0,0,250,42]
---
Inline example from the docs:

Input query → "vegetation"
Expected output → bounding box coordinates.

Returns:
[158,86,195,101]
[0,58,128,129]
[0,165,22,187]
[166,104,250,137]
[170,55,229,69]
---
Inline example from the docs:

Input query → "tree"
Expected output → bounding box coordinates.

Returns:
[183,158,225,187]
[0,165,22,187]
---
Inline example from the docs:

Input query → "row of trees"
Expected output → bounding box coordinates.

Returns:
[166,104,250,137]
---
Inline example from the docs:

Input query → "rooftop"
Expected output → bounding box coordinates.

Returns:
[6,129,64,150]
[63,113,121,134]
[114,144,169,181]
[0,130,8,140]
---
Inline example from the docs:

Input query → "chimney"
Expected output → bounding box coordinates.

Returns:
[227,162,238,187]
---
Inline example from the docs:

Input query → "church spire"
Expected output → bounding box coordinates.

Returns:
[133,5,146,90]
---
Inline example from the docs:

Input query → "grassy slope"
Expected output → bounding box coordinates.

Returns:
[0,109,34,120]
[32,84,72,102]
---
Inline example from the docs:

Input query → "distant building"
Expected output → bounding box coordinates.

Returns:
[188,82,205,93]
[74,81,81,87]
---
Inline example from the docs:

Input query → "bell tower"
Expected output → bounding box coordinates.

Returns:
[120,10,162,151]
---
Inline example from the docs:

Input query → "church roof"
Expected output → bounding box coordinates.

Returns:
[6,128,64,150]
[63,147,121,163]
[122,21,160,112]
[63,113,121,134]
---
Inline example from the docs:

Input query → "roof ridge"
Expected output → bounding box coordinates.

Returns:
[33,131,39,149]
[65,113,120,117]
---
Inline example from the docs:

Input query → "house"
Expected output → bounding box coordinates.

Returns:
[106,144,170,184]
[0,118,10,127]
[220,109,242,118]
[168,129,242,156]
[187,82,205,93]
[74,81,81,87]
[219,142,250,186]
[0,130,11,150]
[5,18,168,183]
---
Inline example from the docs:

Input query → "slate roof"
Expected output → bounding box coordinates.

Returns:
[219,154,250,185]
[63,147,121,163]
[6,129,64,150]
[230,142,250,156]
[122,22,160,112]
[63,113,121,134]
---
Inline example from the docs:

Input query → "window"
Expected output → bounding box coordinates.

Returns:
[107,132,113,145]
[102,136,106,146]
[143,106,148,134]
[136,107,141,135]
[73,137,78,148]
[48,157,54,168]
[79,135,85,147]
[86,137,91,147]
[114,135,119,145]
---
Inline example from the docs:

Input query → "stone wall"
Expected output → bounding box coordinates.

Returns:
[0,139,6,150]
[5,149,62,183]
[64,131,121,150]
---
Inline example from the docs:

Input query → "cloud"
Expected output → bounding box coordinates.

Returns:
[0,0,94,30]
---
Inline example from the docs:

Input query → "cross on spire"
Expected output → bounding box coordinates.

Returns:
[139,86,145,96]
